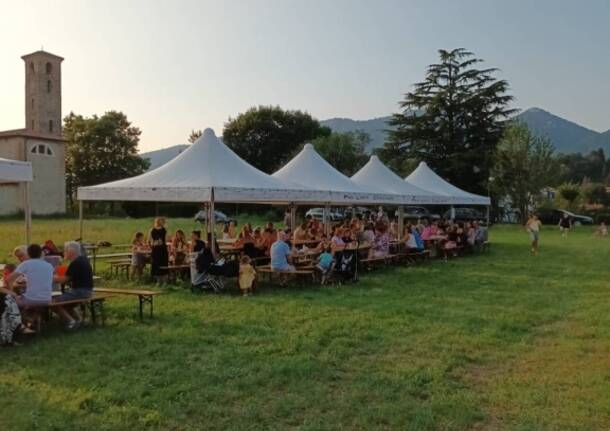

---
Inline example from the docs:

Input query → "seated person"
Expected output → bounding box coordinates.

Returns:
[131,231,149,278]
[595,222,608,237]
[330,227,347,252]
[53,241,94,329]
[372,223,390,258]
[7,244,53,308]
[171,229,188,265]
[270,232,295,272]
[403,228,419,252]
[227,221,238,239]
[191,239,215,287]
[13,245,28,263]
[191,230,206,253]
[2,264,16,287]
[420,220,432,240]
[293,222,310,242]
[42,240,62,256]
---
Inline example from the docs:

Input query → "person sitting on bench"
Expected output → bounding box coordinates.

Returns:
[7,244,53,308]
[270,231,295,272]
[53,241,94,329]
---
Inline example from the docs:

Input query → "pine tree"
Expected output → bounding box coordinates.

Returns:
[379,48,516,193]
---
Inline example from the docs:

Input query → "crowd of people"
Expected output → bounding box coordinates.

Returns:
[1,240,95,345]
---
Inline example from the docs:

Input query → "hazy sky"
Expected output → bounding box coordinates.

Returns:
[1,0,609,152]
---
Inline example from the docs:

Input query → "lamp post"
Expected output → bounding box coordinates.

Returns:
[487,176,494,226]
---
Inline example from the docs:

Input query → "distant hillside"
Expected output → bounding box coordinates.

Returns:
[140,108,610,169]
[515,107,610,154]
[320,116,392,151]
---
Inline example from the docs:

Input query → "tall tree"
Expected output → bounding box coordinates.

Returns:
[557,182,581,209]
[188,129,203,143]
[379,48,516,193]
[557,148,607,183]
[493,122,557,222]
[310,131,370,176]
[64,111,149,206]
[222,105,330,173]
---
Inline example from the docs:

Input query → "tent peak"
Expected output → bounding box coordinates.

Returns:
[202,128,217,140]
[303,143,313,150]
[370,155,380,161]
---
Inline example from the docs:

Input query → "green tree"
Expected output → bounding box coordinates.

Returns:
[557,148,607,183]
[582,182,609,206]
[222,105,330,173]
[188,129,202,143]
[493,122,557,222]
[557,182,581,209]
[379,48,516,192]
[64,111,149,206]
[310,131,370,176]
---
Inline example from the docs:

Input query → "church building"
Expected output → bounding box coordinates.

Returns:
[0,50,66,215]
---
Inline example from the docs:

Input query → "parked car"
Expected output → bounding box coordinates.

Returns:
[443,207,485,221]
[305,208,343,222]
[537,209,593,225]
[343,206,373,219]
[194,210,235,224]
[394,206,440,221]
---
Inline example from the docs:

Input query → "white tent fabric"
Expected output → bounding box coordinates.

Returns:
[351,156,445,204]
[0,158,33,183]
[0,157,33,243]
[405,162,490,205]
[78,128,330,204]
[273,144,401,204]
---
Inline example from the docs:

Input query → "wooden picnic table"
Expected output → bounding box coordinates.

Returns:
[159,264,190,283]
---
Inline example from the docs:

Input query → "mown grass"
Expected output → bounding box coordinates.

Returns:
[1,218,609,430]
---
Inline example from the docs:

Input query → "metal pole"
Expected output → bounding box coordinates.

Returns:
[24,182,32,244]
[450,205,456,221]
[209,188,216,258]
[290,205,297,230]
[486,206,490,226]
[78,200,84,241]
[324,204,331,236]
[397,206,404,239]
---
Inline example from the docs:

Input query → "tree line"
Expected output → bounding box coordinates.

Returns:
[63,48,609,221]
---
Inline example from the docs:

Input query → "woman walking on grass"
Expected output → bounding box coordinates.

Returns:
[526,214,542,255]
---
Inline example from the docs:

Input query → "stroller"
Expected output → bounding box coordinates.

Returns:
[332,246,359,283]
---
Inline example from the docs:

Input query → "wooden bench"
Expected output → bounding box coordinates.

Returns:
[109,260,131,277]
[360,254,398,270]
[22,292,114,332]
[402,249,431,264]
[94,288,162,320]
[159,264,190,283]
[256,265,315,284]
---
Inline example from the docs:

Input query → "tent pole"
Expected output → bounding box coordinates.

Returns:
[450,205,455,221]
[209,188,216,258]
[290,205,297,231]
[324,204,330,236]
[24,182,32,244]
[78,200,84,241]
[397,206,404,240]
[486,205,490,226]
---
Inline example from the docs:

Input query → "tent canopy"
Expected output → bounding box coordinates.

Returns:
[273,144,400,204]
[78,129,330,204]
[351,156,445,204]
[405,162,490,205]
[0,158,33,183]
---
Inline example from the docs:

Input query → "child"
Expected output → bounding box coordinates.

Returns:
[2,264,16,288]
[131,232,148,278]
[594,222,608,237]
[316,247,334,284]
[238,255,256,296]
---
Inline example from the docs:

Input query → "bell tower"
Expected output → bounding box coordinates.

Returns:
[22,50,63,137]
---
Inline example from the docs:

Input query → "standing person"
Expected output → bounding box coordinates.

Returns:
[53,241,94,329]
[283,208,292,230]
[191,230,205,252]
[558,213,572,238]
[238,255,256,296]
[526,214,542,255]
[148,217,169,282]
[130,232,148,279]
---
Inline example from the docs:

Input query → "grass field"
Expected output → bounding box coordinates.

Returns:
[1,218,609,430]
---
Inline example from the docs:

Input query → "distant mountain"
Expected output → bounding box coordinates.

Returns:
[514,107,610,154]
[141,144,188,170]
[140,108,610,169]
[320,116,392,151]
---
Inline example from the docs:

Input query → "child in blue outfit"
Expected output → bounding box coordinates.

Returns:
[316,247,334,284]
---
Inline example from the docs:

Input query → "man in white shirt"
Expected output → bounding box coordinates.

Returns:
[7,244,53,306]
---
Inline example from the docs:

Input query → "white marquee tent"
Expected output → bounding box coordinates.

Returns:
[78,129,330,205]
[405,162,490,206]
[0,157,33,243]
[273,144,400,205]
[351,155,445,205]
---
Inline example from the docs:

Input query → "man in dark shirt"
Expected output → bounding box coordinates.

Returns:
[191,230,205,253]
[53,241,94,329]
